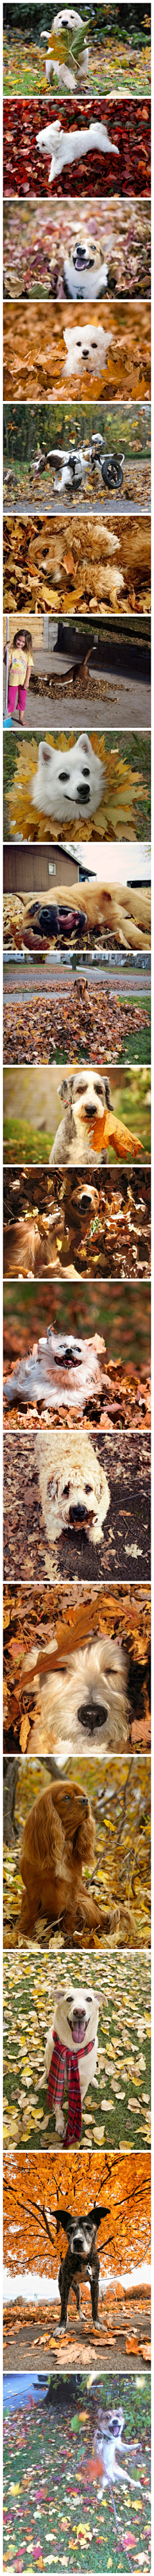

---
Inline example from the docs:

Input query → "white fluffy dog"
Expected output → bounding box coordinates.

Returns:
[36,1426,110,1574]
[45,10,89,91]
[22,1634,129,1764]
[64,319,112,375]
[64,240,108,298]
[31,731,104,822]
[37,115,119,182]
[44,1982,99,2133]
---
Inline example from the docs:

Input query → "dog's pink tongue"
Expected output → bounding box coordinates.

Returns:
[72,2012,86,2045]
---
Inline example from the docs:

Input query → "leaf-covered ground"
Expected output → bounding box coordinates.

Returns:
[3,1754,151,1950]
[3,2370,151,2573]
[3,1428,151,1584]
[3,726,151,848]
[3,966,151,1067]
[3,1944,151,2155]
[3,301,151,404]
[3,1577,151,1756]
[3,199,151,300]
[3,97,151,198]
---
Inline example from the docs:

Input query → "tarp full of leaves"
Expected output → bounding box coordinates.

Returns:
[3,98,151,197]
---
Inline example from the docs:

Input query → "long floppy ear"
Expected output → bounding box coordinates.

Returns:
[105,1078,111,1108]
[58,1076,73,1104]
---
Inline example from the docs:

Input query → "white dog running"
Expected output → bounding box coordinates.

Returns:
[44,1983,99,2134]
[31,731,104,822]
[37,114,119,182]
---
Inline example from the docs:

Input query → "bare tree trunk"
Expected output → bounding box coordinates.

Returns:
[3,1758,19,1845]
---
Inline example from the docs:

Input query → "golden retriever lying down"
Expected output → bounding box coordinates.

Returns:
[19,1777,108,1939]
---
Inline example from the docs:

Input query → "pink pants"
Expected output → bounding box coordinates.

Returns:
[8,684,27,715]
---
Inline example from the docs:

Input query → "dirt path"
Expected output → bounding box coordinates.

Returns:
[3,2306,151,2376]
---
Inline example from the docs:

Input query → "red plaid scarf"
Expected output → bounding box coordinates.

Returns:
[47,2027,94,2145]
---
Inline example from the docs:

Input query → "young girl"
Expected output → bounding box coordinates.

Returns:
[6,628,33,723]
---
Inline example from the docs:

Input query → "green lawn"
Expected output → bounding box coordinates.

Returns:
[3,2370,151,2573]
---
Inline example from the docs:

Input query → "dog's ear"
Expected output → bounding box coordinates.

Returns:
[58,1076,73,1105]
[105,1078,111,1108]
[79,732,90,756]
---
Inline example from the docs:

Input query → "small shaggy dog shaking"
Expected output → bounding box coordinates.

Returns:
[44,1982,99,2136]
[37,116,119,184]
[49,1070,112,1166]
[19,1780,103,1939]
[36,1426,110,1573]
[31,732,104,823]
[24,1633,128,1763]
[56,2202,107,2325]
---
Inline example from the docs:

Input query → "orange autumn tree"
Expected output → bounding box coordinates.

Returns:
[3,2147,151,2278]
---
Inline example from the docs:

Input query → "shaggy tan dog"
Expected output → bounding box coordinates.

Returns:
[19,1777,105,1939]
[36,1427,110,1573]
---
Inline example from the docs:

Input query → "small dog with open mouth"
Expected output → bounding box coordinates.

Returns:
[64,237,108,298]
[56,2200,107,2325]
[44,1982,99,2138]
[37,115,119,184]
[31,732,104,822]
[49,1070,112,1166]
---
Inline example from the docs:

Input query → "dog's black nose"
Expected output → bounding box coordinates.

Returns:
[69,1502,88,1523]
[78,1698,108,1734]
[76,783,90,803]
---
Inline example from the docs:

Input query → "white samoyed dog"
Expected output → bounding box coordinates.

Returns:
[44,1982,99,2133]
[31,731,104,822]
[37,114,119,182]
